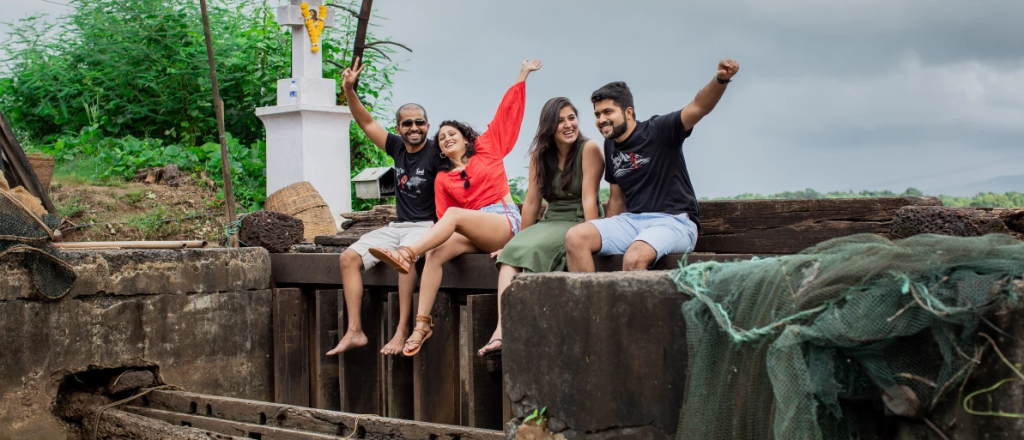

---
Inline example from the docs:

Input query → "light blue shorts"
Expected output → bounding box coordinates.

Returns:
[479,201,523,236]
[590,212,698,262]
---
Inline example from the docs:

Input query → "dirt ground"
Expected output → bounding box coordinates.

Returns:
[48,175,227,243]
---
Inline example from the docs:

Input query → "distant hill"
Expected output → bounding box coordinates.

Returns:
[929,174,1024,197]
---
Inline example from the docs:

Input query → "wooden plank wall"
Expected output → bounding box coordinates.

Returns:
[464,294,504,429]
[412,291,460,425]
[311,289,341,411]
[339,289,382,415]
[272,288,309,407]
[386,291,415,419]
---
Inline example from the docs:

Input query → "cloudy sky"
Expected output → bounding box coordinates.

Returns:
[4,0,1023,197]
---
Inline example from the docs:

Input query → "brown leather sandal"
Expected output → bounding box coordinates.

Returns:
[369,245,417,274]
[403,314,434,356]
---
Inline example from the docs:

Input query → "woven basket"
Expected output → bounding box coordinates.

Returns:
[265,181,338,242]
[27,153,55,193]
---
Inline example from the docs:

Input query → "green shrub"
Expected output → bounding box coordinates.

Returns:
[2,0,406,212]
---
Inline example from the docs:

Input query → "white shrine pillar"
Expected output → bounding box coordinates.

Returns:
[256,0,353,222]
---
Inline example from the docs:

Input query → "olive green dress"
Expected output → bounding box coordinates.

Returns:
[496,142,603,272]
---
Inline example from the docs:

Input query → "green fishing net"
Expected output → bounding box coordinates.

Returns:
[0,188,77,299]
[673,233,1024,440]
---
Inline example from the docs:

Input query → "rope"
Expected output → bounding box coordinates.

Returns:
[92,385,179,440]
[343,414,380,440]
[222,211,250,246]
[962,333,1024,419]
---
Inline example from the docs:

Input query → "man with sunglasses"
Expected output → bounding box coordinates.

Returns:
[327,58,444,357]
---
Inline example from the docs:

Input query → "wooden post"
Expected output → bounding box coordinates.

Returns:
[348,0,374,91]
[338,289,382,414]
[465,294,503,429]
[311,290,341,411]
[413,291,459,424]
[198,0,237,246]
[272,288,310,406]
[386,292,415,419]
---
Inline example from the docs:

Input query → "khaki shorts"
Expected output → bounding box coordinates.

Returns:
[347,221,434,270]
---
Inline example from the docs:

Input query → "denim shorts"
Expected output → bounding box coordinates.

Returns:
[590,212,698,262]
[479,201,523,236]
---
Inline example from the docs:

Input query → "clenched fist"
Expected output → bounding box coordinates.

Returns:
[717,58,739,81]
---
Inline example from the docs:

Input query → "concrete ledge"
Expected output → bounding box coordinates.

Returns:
[502,271,687,440]
[0,247,274,438]
[1,247,271,301]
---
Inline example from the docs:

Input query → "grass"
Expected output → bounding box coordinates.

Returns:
[116,189,147,206]
[50,156,126,189]
[55,195,87,218]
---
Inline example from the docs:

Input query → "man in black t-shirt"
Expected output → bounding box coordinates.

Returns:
[327,58,444,357]
[565,58,740,272]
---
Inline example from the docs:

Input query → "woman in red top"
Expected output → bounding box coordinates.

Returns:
[370,59,542,356]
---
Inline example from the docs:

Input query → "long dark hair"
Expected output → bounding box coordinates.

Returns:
[528,97,586,201]
[435,120,479,172]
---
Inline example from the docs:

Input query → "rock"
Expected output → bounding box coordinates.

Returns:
[239,210,305,253]
[890,206,1011,238]
[132,164,182,186]
[161,164,181,187]
[107,370,156,394]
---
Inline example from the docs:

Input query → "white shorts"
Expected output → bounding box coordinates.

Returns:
[346,221,434,270]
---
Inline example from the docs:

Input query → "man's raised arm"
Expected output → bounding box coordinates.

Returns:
[342,57,389,151]
[679,58,740,131]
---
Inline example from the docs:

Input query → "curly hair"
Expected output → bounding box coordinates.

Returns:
[435,120,480,172]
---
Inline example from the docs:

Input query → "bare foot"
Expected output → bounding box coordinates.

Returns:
[381,327,410,356]
[326,330,368,356]
[477,327,502,357]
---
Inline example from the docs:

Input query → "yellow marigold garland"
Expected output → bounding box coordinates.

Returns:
[300,3,327,53]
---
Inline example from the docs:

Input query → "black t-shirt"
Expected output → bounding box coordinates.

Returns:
[385,133,444,223]
[604,109,701,228]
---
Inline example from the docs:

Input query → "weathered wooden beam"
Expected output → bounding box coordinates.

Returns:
[311,290,341,411]
[323,197,941,256]
[413,292,459,424]
[464,294,503,429]
[338,289,382,415]
[273,288,310,407]
[88,407,248,440]
[138,389,503,440]
[386,292,415,420]
[271,253,759,287]
[126,406,341,439]
[694,197,942,254]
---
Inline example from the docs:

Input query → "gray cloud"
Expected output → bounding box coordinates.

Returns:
[4,0,1021,198]
[368,0,1024,197]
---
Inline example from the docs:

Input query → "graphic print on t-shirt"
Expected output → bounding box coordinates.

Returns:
[394,166,428,194]
[385,132,443,223]
[611,151,651,178]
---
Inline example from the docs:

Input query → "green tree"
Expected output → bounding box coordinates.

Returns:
[1,0,405,212]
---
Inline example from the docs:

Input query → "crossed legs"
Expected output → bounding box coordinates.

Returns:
[373,208,516,355]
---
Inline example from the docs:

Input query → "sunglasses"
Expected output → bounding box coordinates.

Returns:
[400,118,427,128]
[460,170,471,189]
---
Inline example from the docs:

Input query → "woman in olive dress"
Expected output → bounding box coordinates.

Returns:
[477,96,605,358]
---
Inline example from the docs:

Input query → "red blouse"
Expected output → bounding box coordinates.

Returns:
[434,81,526,219]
